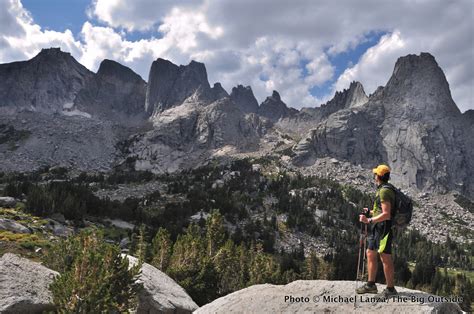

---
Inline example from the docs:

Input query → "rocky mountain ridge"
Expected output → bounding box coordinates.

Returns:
[0,48,472,200]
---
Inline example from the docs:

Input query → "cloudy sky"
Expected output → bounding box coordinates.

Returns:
[1,0,472,112]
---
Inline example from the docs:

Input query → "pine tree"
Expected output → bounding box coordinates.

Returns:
[136,224,147,264]
[206,209,225,257]
[151,227,172,271]
[237,244,250,288]
[46,230,142,312]
[304,251,319,280]
[213,239,240,296]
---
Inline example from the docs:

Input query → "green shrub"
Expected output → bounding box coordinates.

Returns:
[45,230,142,312]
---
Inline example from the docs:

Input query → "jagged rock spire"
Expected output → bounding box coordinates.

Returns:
[230,85,259,113]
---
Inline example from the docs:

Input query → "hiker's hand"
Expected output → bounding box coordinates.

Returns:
[362,207,369,213]
[359,215,369,224]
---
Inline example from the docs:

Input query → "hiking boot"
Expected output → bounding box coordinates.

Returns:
[355,283,378,294]
[377,287,398,299]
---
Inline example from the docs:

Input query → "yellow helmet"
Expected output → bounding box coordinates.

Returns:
[372,164,391,176]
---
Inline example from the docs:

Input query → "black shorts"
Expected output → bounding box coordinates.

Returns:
[367,221,393,254]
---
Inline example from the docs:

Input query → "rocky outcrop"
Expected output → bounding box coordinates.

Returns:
[145,59,211,115]
[72,59,147,123]
[0,111,120,172]
[0,48,94,114]
[301,81,368,122]
[278,81,369,137]
[293,104,385,167]
[0,218,31,234]
[258,91,298,122]
[195,280,462,313]
[130,96,267,173]
[0,253,58,313]
[44,219,73,237]
[230,85,259,113]
[0,197,17,207]
[126,255,199,313]
[293,53,473,196]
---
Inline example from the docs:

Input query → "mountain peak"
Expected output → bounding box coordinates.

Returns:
[0,47,93,113]
[384,52,460,116]
[210,82,229,101]
[316,80,368,116]
[145,58,211,114]
[230,85,259,113]
[36,47,70,58]
[391,52,438,78]
[271,90,281,101]
[97,59,144,82]
[346,81,368,108]
[258,90,296,121]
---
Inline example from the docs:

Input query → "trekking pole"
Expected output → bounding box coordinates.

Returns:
[355,220,364,309]
[361,223,368,281]
[356,210,369,286]
[356,221,363,287]
[355,209,369,309]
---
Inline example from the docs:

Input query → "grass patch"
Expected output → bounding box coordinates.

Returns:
[0,207,48,227]
[446,268,474,282]
[0,231,50,248]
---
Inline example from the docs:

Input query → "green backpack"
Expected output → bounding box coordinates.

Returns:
[381,183,413,228]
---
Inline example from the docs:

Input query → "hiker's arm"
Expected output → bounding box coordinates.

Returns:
[359,202,391,224]
[371,201,391,223]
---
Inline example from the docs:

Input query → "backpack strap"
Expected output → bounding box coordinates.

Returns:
[380,183,397,217]
[381,183,395,192]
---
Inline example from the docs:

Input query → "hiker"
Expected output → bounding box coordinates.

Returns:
[356,164,398,298]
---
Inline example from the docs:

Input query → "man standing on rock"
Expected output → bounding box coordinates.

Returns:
[356,164,398,298]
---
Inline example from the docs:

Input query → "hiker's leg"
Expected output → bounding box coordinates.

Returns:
[380,253,394,287]
[366,249,377,282]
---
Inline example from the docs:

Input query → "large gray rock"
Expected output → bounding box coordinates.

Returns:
[44,219,73,237]
[0,218,31,234]
[126,255,198,313]
[195,280,462,313]
[0,197,17,207]
[0,253,58,313]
